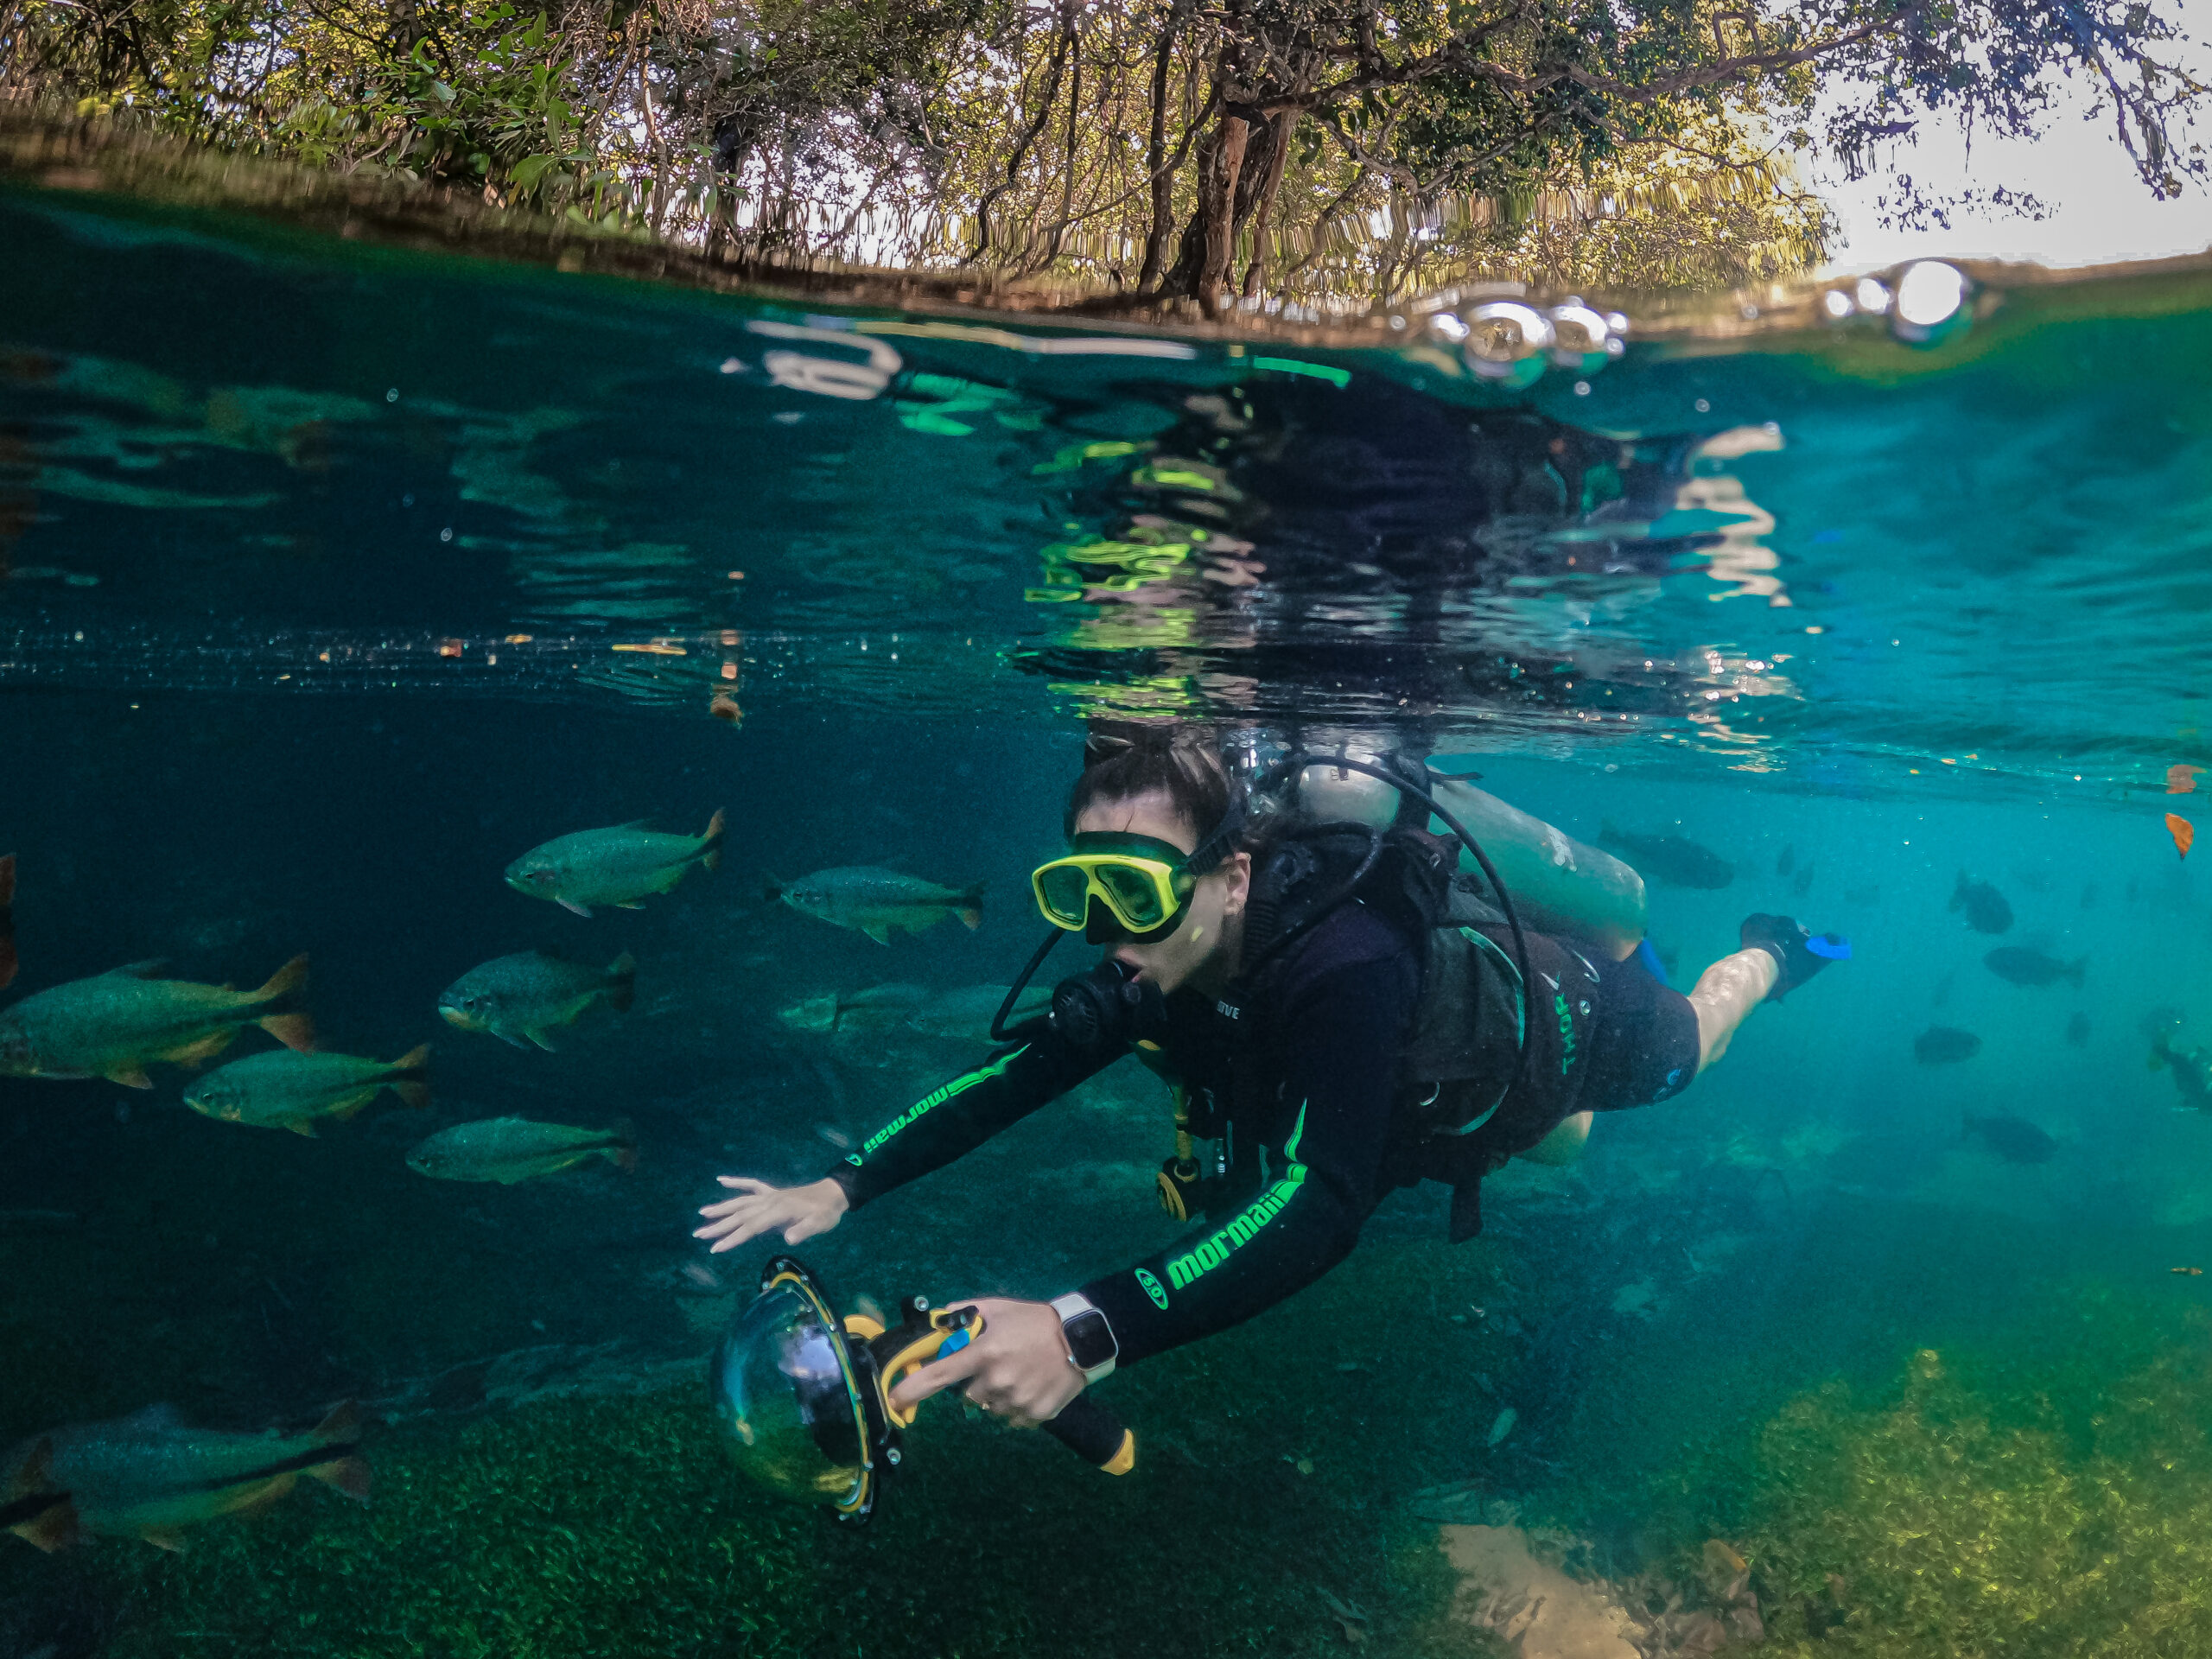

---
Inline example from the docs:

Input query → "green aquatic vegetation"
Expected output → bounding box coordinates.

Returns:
[1739,1313,2212,1659]
[69,1344,1465,1659]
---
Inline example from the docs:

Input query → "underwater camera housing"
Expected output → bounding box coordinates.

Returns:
[709,1256,1135,1522]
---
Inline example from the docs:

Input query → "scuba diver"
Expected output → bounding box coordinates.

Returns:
[696,728,1847,1433]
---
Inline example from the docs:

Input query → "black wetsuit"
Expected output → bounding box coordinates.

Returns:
[826,903,1700,1367]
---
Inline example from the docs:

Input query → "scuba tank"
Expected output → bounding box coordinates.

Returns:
[1292,753,1635,1179]
[1228,742,1646,1224]
[1290,756,1645,962]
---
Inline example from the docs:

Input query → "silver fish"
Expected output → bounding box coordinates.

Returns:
[769,867,983,944]
[505,810,725,916]
[0,956,313,1088]
[184,1045,430,1135]
[407,1116,637,1184]
[1,1402,367,1552]
[438,950,634,1050]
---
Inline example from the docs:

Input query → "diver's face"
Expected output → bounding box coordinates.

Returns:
[1072,790,1248,996]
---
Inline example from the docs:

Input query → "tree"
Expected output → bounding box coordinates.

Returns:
[3,0,2202,302]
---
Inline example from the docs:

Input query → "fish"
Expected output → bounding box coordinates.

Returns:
[2170,764,2202,795]
[769,867,986,944]
[183,1044,430,1135]
[505,810,725,916]
[1844,884,1879,906]
[905,982,1054,1041]
[2169,813,2194,860]
[1776,844,1796,876]
[2066,1012,2091,1046]
[1595,823,1733,889]
[1,1402,367,1552]
[0,852,15,992]
[437,950,634,1050]
[1,1439,77,1552]
[0,956,314,1088]
[1984,946,2086,988]
[776,982,931,1034]
[1792,861,1815,896]
[1913,1027,1981,1065]
[407,1116,637,1184]
[2172,1266,2203,1276]
[1949,873,2013,934]
[2150,1036,2212,1110]
[1963,1115,2056,1164]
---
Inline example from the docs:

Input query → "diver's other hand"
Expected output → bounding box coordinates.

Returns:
[693,1175,848,1252]
[887,1297,1084,1427]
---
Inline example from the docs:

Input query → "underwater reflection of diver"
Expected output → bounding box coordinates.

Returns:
[710,1257,1134,1522]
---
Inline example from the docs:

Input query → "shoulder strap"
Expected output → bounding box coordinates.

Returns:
[1399,925,1525,1135]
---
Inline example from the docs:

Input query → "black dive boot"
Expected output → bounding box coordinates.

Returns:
[1738,913,1850,1001]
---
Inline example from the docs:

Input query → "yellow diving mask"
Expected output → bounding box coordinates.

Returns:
[1032,833,1195,941]
[1031,819,1241,943]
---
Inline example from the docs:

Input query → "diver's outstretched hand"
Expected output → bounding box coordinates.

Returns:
[694,1175,849,1253]
[887,1297,1085,1428]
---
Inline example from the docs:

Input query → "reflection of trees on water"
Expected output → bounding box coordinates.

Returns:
[1015,373,1798,738]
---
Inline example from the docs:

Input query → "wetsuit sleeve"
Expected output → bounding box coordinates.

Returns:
[826,1033,1115,1210]
[1078,958,1413,1366]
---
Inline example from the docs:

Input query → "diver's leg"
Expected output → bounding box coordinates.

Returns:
[1688,949,1778,1073]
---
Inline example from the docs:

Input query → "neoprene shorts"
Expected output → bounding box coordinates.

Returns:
[1579,946,1701,1109]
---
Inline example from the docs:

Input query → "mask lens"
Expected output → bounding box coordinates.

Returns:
[1036,864,1094,928]
[1095,862,1167,929]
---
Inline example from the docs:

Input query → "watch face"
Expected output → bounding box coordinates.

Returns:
[1063,1308,1116,1369]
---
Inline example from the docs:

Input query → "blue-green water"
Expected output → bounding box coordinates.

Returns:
[3,175,2212,1658]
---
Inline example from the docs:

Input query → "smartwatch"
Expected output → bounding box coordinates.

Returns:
[1048,1293,1118,1383]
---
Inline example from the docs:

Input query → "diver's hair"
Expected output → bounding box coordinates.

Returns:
[1065,723,1236,846]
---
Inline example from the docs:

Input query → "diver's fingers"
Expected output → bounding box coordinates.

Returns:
[694,1195,763,1223]
[702,1211,784,1253]
[782,1211,831,1244]
[693,1203,773,1243]
[887,1343,986,1411]
[696,1179,779,1218]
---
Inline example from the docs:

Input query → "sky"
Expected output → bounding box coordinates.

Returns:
[1811,76,2212,274]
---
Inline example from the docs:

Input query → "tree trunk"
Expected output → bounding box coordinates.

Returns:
[1135,9,1179,293]
[1198,116,1249,307]
[967,3,1074,264]
[1239,111,1293,296]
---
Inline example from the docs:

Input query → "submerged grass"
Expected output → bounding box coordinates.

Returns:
[79,1385,1443,1657]
[60,1241,1493,1659]
[22,1234,2212,1656]
[1738,1294,2212,1658]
